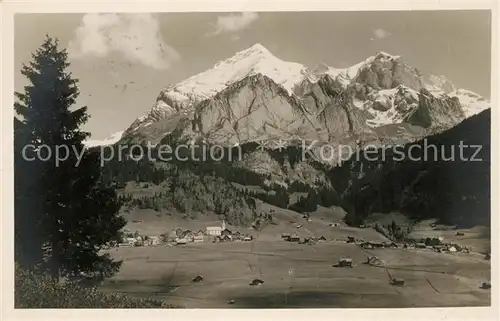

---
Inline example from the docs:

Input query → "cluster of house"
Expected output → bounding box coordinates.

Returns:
[404,237,471,253]
[359,240,398,249]
[340,235,472,254]
[112,220,257,247]
[206,220,253,243]
[338,235,398,249]
[281,233,327,244]
[119,235,162,247]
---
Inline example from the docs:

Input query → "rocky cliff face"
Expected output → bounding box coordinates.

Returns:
[353,52,424,91]
[404,88,465,128]
[120,44,490,160]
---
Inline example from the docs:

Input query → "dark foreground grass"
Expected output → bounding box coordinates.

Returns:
[15,265,180,308]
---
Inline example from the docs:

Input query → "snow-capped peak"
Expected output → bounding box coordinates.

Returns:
[312,51,402,87]
[160,43,310,102]
[123,44,314,138]
[84,131,124,148]
[374,51,401,60]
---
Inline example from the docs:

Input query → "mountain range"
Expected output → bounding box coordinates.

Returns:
[98,43,491,154]
[93,44,491,229]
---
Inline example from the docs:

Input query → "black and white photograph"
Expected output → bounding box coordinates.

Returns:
[1,2,498,317]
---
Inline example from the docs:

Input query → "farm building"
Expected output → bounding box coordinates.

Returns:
[193,235,204,243]
[361,242,373,249]
[288,234,300,242]
[318,236,327,242]
[221,228,232,237]
[366,256,383,267]
[243,236,253,242]
[180,230,194,241]
[125,237,136,246]
[221,235,232,242]
[144,236,161,246]
[281,233,291,239]
[175,238,187,245]
[192,275,203,283]
[338,258,353,267]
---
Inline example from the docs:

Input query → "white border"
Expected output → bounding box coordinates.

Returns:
[1,1,499,320]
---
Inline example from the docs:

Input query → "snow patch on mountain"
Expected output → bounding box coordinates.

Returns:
[449,89,490,117]
[423,74,456,95]
[161,43,311,100]
[84,131,124,147]
[313,51,402,87]
[365,86,419,127]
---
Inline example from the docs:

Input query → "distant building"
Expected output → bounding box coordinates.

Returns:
[243,236,253,242]
[193,235,204,243]
[148,236,161,246]
[338,258,353,267]
[361,242,373,249]
[175,238,187,245]
[221,228,232,237]
[206,220,226,236]
[318,236,327,242]
[281,233,291,239]
[181,230,194,242]
[289,234,300,242]
[221,235,232,242]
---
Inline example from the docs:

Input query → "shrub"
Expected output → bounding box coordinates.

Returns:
[15,265,178,308]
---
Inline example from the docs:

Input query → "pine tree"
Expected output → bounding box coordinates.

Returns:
[14,36,126,280]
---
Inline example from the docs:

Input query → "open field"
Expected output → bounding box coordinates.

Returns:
[110,183,491,308]
[101,233,491,308]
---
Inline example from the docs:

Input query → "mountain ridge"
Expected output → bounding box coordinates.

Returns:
[118,44,490,151]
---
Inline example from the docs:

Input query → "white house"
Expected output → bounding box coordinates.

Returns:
[206,220,226,236]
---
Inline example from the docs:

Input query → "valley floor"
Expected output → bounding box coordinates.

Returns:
[100,237,490,308]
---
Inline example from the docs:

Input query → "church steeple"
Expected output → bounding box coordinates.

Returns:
[222,220,226,230]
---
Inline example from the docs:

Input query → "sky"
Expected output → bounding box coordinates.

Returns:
[14,11,492,140]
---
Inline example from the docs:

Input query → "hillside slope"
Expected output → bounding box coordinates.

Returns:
[332,109,491,227]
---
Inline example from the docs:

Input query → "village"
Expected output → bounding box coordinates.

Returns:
[100,211,492,307]
[111,216,490,268]
[113,220,255,248]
